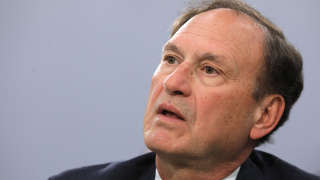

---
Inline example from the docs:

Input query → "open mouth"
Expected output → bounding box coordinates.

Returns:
[157,105,185,121]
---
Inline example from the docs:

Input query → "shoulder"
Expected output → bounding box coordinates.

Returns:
[49,152,156,180]
[245,150,319,180]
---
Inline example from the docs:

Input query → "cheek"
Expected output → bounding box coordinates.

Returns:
[192,92,255,151]
[194,89,254,132]
[194,94,227,132]
[144,73,164,125]
[148,75,163,107]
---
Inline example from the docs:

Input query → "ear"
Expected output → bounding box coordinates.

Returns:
[250,95,285,140]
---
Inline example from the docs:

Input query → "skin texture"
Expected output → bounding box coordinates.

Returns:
[144,9,284,180]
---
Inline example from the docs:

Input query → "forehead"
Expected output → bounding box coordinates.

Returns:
[174,8,264,46]
[169,8,265,75]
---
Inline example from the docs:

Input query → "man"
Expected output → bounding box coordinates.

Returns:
[50,0,319,180]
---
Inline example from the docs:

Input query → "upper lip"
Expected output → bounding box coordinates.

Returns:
[157,103,185,121]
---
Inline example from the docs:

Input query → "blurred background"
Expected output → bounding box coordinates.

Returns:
[1,0,319,179]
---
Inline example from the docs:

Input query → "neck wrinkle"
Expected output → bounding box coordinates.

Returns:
[155,147,253,180]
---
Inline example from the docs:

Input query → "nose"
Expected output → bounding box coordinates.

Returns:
[163,63,192,97]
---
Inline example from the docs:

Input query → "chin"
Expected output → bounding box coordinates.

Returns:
[144,131,167,152]
[144,131,176,155]
[144,134,191,160]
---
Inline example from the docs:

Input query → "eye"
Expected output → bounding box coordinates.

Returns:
[201,65,219,75]
[164,55,178,65]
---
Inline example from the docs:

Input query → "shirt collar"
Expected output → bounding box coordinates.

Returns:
[155,166,240,180]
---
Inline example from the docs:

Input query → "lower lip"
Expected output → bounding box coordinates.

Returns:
[156,114,185,123]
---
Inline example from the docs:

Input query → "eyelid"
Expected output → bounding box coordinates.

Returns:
[200,62,222,75]
[162,53,182,64]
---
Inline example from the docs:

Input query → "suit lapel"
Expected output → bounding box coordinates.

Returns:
[138,159,155,180]
[236,151,264,180]
[135,152,266,180]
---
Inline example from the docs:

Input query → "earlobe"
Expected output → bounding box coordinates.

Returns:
[250,95,285,140]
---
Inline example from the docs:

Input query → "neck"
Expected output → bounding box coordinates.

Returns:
[155,147,253,180]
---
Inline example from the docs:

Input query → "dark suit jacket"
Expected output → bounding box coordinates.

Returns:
[49,150,319,180]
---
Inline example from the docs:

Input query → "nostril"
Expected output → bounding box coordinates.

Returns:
[173,90,184,95]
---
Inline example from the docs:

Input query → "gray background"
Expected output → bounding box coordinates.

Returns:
[1,0,319,179]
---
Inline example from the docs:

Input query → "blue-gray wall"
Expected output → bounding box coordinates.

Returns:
[1,0,319,179]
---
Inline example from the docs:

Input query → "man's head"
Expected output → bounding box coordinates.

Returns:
[144,0,303,162]
[170,0,303,145]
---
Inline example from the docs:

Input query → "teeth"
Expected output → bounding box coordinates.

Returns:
[162,110,170,115]
[162,110,180,119]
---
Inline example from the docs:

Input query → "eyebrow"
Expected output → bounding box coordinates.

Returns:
[197,52,228,67]
[199,52,240,78]
[163,42,229,67]
[162,43,185,59]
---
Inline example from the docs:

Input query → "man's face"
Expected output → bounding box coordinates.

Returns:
[144,9,265,160]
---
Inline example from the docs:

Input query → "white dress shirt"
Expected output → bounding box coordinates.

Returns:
[155,166,240,180]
